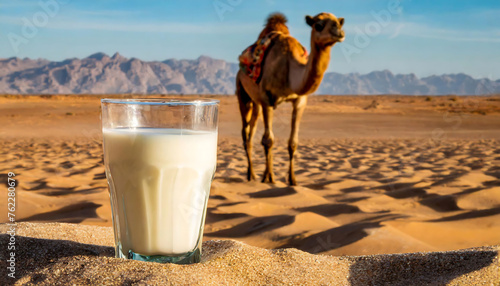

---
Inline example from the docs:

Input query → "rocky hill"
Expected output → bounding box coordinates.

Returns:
[0,54,498,95]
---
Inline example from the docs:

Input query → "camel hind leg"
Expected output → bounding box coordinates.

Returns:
[236,75,259,181]
[248,103,261,175]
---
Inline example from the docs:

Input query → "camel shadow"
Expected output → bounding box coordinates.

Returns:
[0,234,113,284]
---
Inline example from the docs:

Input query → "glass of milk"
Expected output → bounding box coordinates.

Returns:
[101,98,218,264]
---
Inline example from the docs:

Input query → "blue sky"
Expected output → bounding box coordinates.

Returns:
[0,0,499,79]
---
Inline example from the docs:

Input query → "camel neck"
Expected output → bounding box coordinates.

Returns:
[294,40,331,96]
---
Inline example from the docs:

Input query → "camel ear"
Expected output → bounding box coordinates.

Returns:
[305,15,315,27]
[339,17,345,26]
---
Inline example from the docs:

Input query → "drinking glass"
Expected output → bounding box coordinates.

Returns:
[101,98,218,264]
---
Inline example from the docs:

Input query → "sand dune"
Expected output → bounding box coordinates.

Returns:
[1,94,500,258]
[1,223,499,285]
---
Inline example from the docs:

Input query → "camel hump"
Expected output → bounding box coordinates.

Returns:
[266,12,288,27]
[258,12,290,39]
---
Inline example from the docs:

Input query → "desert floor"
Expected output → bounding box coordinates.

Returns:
[1,94,499,256]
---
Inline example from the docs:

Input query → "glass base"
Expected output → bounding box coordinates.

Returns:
[122,248,201,264]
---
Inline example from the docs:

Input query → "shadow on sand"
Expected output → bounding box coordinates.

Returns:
[0,234,113,284]
[348,247,498,285]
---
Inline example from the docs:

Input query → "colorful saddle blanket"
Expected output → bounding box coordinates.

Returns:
[239,32,307,84]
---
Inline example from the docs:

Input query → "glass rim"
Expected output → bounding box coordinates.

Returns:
[101,98,219,106]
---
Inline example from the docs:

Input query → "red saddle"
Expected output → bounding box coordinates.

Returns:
[239,32,307,84]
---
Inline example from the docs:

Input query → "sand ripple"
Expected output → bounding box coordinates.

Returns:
[1,138,500,256]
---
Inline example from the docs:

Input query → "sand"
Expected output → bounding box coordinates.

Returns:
[1,94,500,283]
[1,222,499,285]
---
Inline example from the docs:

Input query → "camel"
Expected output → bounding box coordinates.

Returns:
[236,12,345,185]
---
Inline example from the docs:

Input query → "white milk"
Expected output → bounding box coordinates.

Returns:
[103,128,217,256]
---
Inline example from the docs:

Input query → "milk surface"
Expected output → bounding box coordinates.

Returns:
[103,128,217,256]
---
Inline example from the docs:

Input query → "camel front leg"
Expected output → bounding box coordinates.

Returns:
[288,96,307,185]
[261,105,275,183]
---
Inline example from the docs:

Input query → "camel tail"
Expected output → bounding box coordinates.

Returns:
[258,12,290,39]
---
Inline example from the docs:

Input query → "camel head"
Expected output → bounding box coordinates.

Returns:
[305,13,345,48]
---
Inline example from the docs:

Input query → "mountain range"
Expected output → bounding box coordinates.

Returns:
[1,53,499,95]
